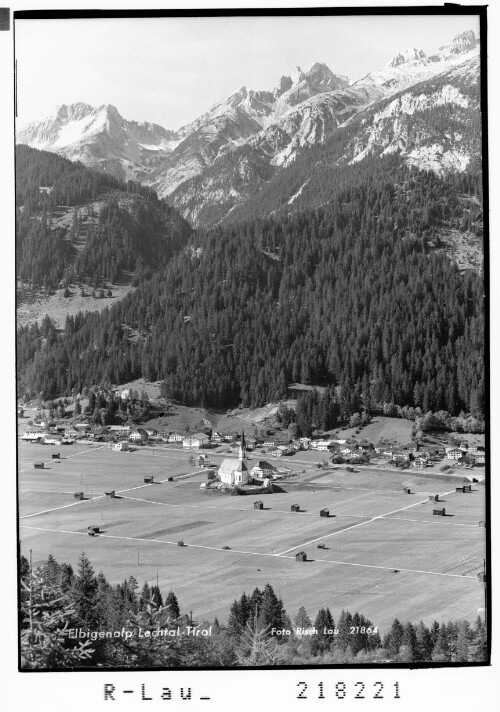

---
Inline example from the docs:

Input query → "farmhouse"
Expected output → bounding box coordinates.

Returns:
[476,454,486,464]
[129,428,149,443]
[167,432,184,443]
[250,461,275,479]
[413,457,427,468]
[21,432,43,442]
[183,432,209,449]
[315,440,333,452]
[210,431,223,443]
[271,445,292,457]
[195,454,211,467]
[112,441,130,451]
[447,449,463,460]
[109,425,131,435]
[275,465,292,476]
[218,432,251,486]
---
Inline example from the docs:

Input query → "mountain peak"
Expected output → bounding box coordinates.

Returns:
[54,102,94,120]
[453,29,476,46]
[291,66,305,84]
[388,47,427,68]
[437,30,479,60]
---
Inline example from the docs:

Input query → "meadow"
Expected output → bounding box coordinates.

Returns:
[18,440,486,631]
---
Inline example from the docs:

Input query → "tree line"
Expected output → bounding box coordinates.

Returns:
[20,552,487,669]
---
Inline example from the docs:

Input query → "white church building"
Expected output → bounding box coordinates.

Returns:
[218,432,251,486]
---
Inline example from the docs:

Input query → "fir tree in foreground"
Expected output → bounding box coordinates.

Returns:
[18,553,489,668]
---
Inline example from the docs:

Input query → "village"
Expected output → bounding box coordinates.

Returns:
[18,403,487,486]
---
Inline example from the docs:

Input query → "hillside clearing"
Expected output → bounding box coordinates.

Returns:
[17,282,135,329]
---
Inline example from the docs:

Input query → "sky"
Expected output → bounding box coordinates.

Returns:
[15,13,480,131]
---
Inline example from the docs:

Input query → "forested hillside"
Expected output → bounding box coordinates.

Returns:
[16,146,192,289]
[17,160,484,418]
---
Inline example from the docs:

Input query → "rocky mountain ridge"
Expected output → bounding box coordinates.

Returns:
[17,30,481,226]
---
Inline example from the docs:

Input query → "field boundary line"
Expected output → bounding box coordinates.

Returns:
[276,490,456,555]
[119,494,370,519]
[20,524,478,580]
[19,469,207,519]
[18,445,107,473]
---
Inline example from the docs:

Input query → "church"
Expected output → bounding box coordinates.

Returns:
[218,431,251,486]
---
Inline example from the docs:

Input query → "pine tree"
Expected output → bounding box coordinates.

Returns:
[139,582,151,611]
[455,620,472,662]
[294,606,312,630]
[415,621,434,661]
[150,585,163,610]
[164,590,180,620]
[400,622,419,662]
[257,584,283,636]
[312,608,335,654]
[336,610,353,652]
[70,552,98,627]
[20,566,93,669]
[470,615,487,662]
[387,618,404,659]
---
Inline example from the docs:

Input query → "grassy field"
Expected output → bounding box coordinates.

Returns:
[18,440,486,632]
[17,282,135,329]
[333,416,414,445]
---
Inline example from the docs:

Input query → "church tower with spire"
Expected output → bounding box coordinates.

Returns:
[238,430,247,461]
[218,430,250,486]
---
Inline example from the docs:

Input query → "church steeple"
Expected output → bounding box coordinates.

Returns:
[239,430,246,461]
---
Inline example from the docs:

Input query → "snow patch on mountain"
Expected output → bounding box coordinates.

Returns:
[288,179,310,204]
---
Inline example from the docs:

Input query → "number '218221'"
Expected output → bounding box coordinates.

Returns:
[297,681,401,699]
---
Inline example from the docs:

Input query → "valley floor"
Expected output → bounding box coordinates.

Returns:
[18,439,486,633]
